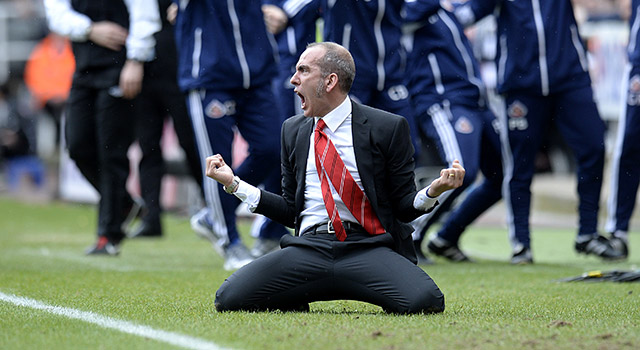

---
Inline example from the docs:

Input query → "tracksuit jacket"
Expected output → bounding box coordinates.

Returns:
[629,0,640,67]
[403,0,485,112]
[322,0,407,91]
[268,0,319,70]
[173,0,279,91]
[454,0,591,96]
[280,0,409,92]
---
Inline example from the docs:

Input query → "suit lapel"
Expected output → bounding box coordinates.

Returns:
[351,101,378,210]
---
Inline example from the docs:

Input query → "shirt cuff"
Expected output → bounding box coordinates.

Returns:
[413,186,439,211]
[233,179,261,212]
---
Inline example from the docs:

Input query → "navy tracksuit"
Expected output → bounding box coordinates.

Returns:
[321,0,420,153]
[402,1,502,244]
[174,0,289,245]
[455,0,606,251]
[605,0,640,240]
[275,0,421,152]
[268,0,320,120]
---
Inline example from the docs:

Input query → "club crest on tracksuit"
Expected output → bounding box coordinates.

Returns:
[507,100,529,131]
[455,116,474,134]
[205,100,236,119]
[628,74,640,106]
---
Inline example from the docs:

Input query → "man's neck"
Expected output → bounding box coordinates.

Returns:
[316,96,351,132]
[319,93,349,118]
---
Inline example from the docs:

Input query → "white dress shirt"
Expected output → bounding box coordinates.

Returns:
[233,97,438,234]
[43,0,160,62]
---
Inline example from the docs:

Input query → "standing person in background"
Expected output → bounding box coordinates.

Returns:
[274,0,421,155]
[173,0,290,270]
[207,42,464,313]
[402,0,503,264]
[322,0,420,155]
[43,0,160,255]
[453,0,622,262]
[262,1,320,121]
[605,0,639,260]
[129,0,203,238]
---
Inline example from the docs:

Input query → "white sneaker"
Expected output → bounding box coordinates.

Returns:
[190,207,226,256]
[250,238,280,258]
[191,208,216,241]
[223,243,254,271]
[510,246,533,265]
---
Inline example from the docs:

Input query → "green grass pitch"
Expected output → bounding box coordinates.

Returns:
[1,197,639,350]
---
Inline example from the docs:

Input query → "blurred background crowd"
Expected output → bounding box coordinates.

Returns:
[0,0,197,207]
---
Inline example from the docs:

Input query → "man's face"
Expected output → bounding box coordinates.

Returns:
[290,46,332,117]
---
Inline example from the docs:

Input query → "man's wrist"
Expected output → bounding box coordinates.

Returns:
[224,176,241,194]
[83,23,94,41]
[426,185,439,198]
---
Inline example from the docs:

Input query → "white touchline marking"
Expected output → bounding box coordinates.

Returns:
[0,291,230,350]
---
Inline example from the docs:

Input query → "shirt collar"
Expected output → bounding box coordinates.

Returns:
[315,97,351,132]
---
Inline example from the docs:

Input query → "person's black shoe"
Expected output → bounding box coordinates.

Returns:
[609,235,629,259]
[85,236,120,256]
[129,221,162,238]
[510,246,533,265]
[427,236,472,262]
[575,235,625,260]
[414,240,434,265]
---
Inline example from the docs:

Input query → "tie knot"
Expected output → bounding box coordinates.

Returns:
[316,119,327,132]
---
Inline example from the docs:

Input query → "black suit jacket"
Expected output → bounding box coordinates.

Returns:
[256,100,435,264]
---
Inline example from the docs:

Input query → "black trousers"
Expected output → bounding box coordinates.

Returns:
[65,84,134,241]
[135,77,203,226]
[215,232,445,314]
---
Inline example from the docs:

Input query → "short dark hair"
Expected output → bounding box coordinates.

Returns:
[307,42,355,93]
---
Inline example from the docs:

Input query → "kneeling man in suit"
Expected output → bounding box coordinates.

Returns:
[206,42,464,314]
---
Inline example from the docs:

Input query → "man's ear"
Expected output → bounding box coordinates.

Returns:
[325,73,339,92]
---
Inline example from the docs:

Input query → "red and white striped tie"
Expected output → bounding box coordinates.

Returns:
[314,118,385,241]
